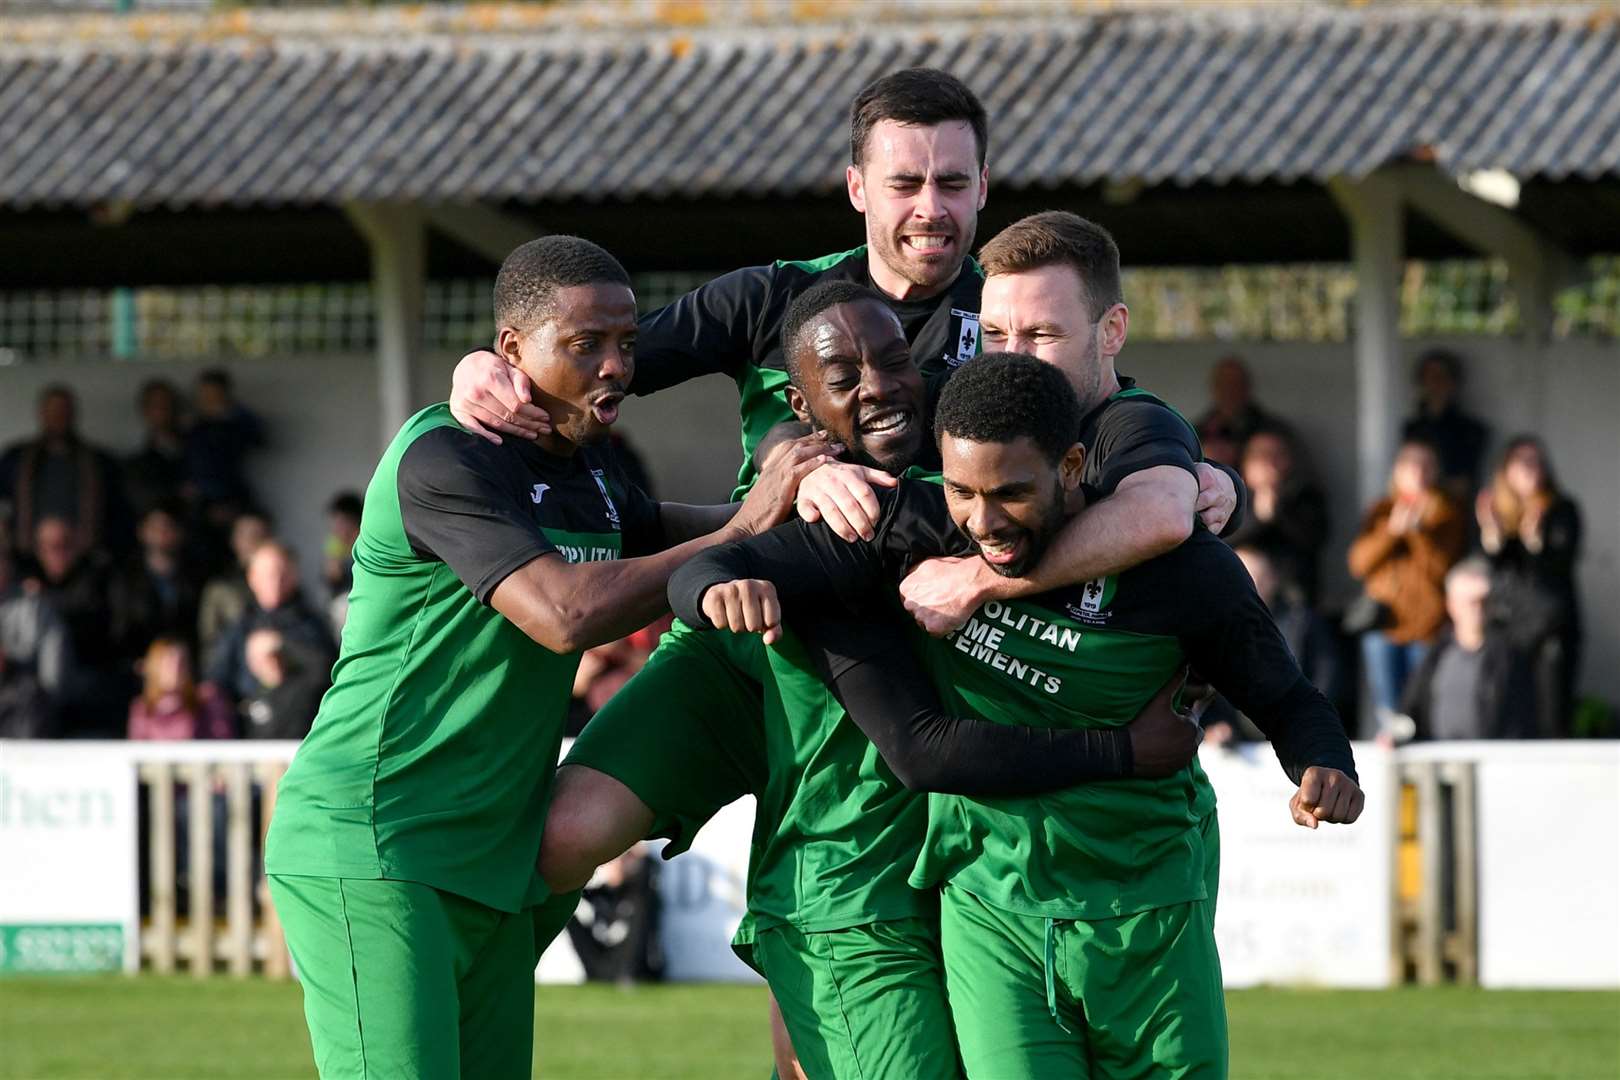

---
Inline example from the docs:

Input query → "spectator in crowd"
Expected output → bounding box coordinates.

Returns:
[0,545,71,699]
[28,515,130,737]
[1202,542,1343,747]
[1194,356,1291,464]
[109,501,203,663]
[238,627,327,740]
[206,540,333,703]
[197,509,272,661]
[1398,558,1536,741]
[0,546,71,738]
[0,385,131,558]
[124,379,191,517]
[127,637,235,741]
[1223,425,1330,604]
[322,492,363,638]
[1348,439,1467,730]
[0,644,54,739]
[1476,435,1583,737]
[1402,348,1489,505]
[185,369,266,527]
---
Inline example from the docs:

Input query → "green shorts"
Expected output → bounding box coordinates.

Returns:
[939,886,1227,1080]
[756,917,963,1080]
[268,874,538,1080]
[564,619,768,856]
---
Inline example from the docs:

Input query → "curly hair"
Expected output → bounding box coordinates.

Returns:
[934,351,1081,464]
[494,235,631,330]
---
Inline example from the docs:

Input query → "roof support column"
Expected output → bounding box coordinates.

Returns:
[346,202,426,447]
[1329,174,1405,507]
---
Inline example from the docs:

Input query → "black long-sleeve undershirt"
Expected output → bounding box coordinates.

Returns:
[668,523,1140,796]
[670,482,1356,791]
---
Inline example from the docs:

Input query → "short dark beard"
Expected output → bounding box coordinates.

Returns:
[983,484,1069,579]
[804,408,917,477]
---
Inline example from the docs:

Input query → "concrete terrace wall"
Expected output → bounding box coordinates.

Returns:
[1,337,1614,702]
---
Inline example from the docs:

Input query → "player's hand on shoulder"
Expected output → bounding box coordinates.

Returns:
[700,579,783,646]
[1289,766,1364,829]
[1127,669,1202,778]
[450,348,550,445]
[796,461,898,542]
[899,556,1001,638]
[734,433,840,537]
[1193,461,1236,534]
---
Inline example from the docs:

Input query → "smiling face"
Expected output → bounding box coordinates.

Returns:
[497,282,637,452]
[847,119,986,300]
[786,299,925,474]
[940,433,1084,578]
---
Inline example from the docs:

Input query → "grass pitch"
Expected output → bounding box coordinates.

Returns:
[0,977,1615,1079]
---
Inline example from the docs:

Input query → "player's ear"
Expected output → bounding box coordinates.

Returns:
[1097,303,1129,360]
[494,326,525,369]
[785,383,812,425]
[1059,442,1085,492]
[977,163,989,211]
[846,164,867,214]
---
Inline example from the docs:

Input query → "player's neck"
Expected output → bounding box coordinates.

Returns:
[865,256,959,303]
[1076,368,1123,415]
[536,431,578,458]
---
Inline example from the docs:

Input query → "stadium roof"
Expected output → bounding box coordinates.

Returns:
[2,2,1619,211]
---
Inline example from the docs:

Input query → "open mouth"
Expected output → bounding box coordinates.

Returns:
[858,407,914,440]
[589,391,624,425]
[974,533,1027,568]
[902,234,953,256]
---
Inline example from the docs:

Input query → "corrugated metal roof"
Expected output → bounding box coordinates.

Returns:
[1,3,1616,209]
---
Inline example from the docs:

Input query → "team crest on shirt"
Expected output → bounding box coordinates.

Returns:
[589,469,621,529]
[1066,575,1116,626]
[948,309,980,367]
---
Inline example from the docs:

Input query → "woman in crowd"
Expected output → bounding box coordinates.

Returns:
[1348,439,1466,729]
[127,636,235,740]
[1476,436,1583,736]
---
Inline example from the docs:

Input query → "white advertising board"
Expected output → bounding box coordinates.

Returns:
[0,742,139,973]
[1469,743,1620,988]
[1199,741,1395,988]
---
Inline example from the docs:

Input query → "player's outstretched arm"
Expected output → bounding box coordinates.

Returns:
[1179,546,1362,827]
[491,436,829,654]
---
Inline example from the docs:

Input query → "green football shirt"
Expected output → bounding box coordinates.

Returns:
[670,479,1348,923]
[746,627,935,933]
[264,403,662,913]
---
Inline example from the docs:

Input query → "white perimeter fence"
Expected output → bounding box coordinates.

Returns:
[1,740,1615,989]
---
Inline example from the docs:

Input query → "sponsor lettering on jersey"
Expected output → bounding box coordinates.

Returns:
[943,599,1085,696]
[551,543,620,564]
